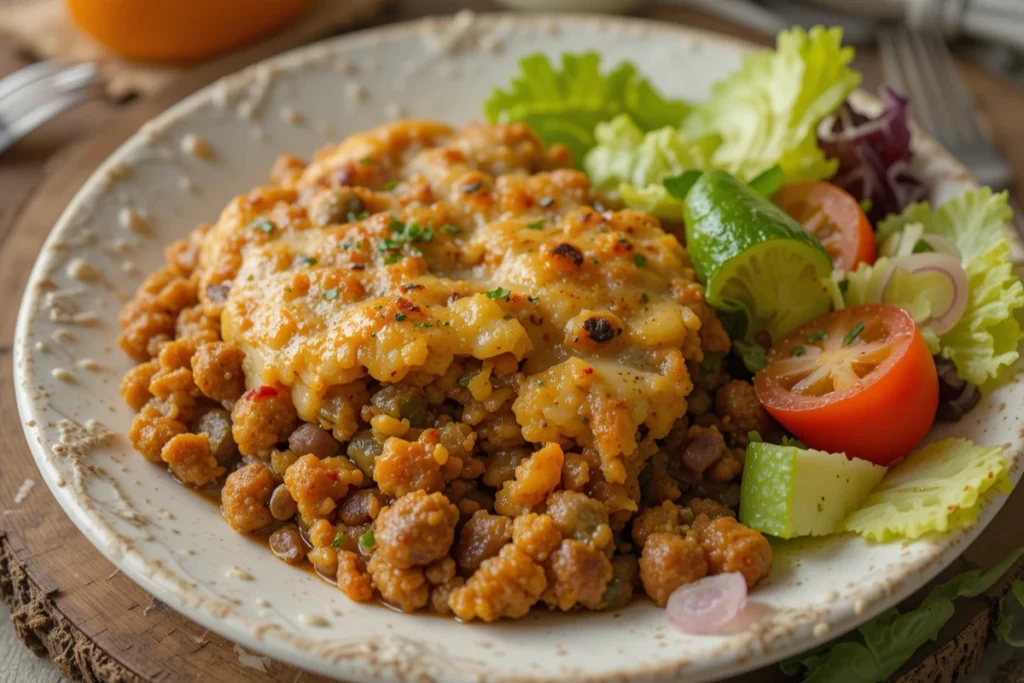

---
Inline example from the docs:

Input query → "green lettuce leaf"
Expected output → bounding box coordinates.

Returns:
[995,580,1024,646]
[581,26,858,215]
[583,114,717,218]
[681,25,860,182]
[877,189,1023,387]
[483,52,690,165]
[842,438,1011,542]
[785,547,1024,682]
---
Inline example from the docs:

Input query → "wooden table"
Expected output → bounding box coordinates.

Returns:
[2,2,1024,682]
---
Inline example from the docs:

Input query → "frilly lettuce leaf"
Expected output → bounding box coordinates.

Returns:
[582,26,859,215]
[876,189,1024,387]
[785,548,1024,682]
[681,25,860,182]
[842,438,1011,542]
[583,114,717,218]
[877,187,1013,263]
[483,52,690,165]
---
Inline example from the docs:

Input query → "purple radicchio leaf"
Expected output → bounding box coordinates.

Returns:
[818,88,927,224]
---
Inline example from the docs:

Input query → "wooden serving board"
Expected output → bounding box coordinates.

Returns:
[3,3,1024,682]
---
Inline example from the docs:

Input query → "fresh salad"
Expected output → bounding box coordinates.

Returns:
[485,27,1020,548]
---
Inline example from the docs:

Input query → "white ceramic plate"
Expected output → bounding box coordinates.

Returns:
[13,13,1024,683]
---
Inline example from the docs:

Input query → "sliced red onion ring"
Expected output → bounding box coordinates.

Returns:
[879,253,969,335]
[666,572,747,635]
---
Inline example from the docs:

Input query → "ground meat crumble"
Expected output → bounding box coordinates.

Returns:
[117,119,772,621]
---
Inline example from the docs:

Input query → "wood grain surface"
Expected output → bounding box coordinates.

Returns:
[2,2,1024,682]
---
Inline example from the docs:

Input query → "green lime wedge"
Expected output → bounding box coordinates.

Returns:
[739,442,886,539]
[684,170,833,341]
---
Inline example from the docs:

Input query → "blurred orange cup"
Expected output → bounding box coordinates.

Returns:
[65,0,312,63]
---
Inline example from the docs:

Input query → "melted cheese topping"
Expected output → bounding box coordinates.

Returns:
[202,120,725,483]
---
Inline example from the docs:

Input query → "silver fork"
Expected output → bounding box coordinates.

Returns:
[878,26,1024,236]
[0,61,104,156]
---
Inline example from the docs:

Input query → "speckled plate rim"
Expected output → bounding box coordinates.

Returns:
[12,12,1024,683]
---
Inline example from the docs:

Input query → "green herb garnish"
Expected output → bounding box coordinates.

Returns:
[394,313,407,321]
[323,288,338,301]
[633,253,647,268]
[791,346,805,357]
[383,179,399,190]
[249,218,275,234]
[299,255,318,266]
[527,220,545,230]
[842,322,865,346]
[331,532,347,548]
[806,330,827,342]
[442,224,460,234]
[485,287,511,301]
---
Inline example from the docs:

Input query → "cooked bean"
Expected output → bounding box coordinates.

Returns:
[681,433,724,474]
[269,484,298,521]
[269,525,306,564]
[347,430,382,478]
[338,489,384,526]
[195,408,236,463]
[288,423,339,459]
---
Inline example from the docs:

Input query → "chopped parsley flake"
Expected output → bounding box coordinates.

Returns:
[633,253,647,268]
[323,288,338,301]
[592,258,600,265]
[299,255,318,266]
[485,286,511,301]
[384,254,400,265]
[331,532,347,548]
[618,237,630,245]
[503,314,512,320]
[412,322,433,329]
[791,346,806,357]
[580,416,589,424]
[842,323,865,347]
[394,313,407,321]
[383,179,399,190]
[359,156,373,165]
[528,296,540,303]
[249,218,275,234]
[807,330,827,342]
[347,211,369,222]
[640,292,649,303]
[527,220,545,230]
[457,376,473,388]
[442,224,460,234]
[359,530,375,549]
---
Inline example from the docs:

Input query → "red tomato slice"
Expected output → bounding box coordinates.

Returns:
[754,305,938,465]
[773,181,876,270]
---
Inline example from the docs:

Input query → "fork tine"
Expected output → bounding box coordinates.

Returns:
[880,29,943,144]
[904,30,963,146]
[919,32,986,145]
[0,60,66,100]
